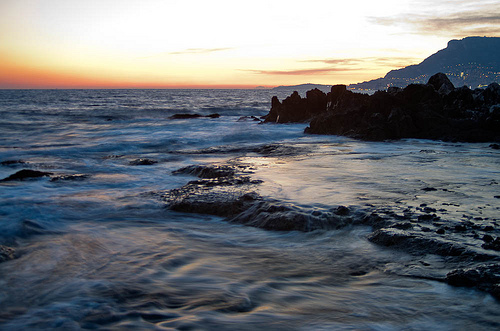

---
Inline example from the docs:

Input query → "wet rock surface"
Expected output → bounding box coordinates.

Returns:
[264,73,500,142]
[158,160,500,299]
[159,162,363,231]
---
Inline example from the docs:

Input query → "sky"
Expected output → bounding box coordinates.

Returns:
[0,0,499,88]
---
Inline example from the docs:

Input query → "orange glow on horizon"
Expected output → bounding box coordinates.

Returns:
[0,57,262,89]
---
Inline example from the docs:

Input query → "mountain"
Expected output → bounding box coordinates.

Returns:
[349,36,500,90]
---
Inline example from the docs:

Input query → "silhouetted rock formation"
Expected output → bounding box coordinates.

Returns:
[264,88,326,123]
[265,73,500,142]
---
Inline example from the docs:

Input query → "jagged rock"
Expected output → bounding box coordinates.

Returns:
[263,89,326,123]
[446,264,500,299]
[1,169,53,181]
[428,72,455,95]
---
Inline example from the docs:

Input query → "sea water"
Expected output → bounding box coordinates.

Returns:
[0,89,499,330]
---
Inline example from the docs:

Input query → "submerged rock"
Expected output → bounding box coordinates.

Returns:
[0,245,15,263]
[446,264,500,299]
[170,113,220,119]
[129,158,158,166]
[1,160,27,166]
[50,174,90,182]
[1,169,53,181]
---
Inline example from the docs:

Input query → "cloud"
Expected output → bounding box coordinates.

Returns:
[369,1,500,36]
[169,47,234,55]
[242,67,361,76]
[303,57,419,68]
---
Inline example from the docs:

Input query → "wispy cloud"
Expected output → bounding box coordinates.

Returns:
[242,67,361,76]
[169,47,234,55]
[369,1,500,36]
[302,57,419,68]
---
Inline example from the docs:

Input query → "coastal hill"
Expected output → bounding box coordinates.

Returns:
[350,36,500,90]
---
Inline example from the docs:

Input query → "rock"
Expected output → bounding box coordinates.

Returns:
[427,72,455,95]
[268,73,500,142]
[129,158,158,166]
[161,162,365,232]
[172,164,235,178]
[483,234,494,242]
[0,245,15,262]
[1,169,53,181]
[436,228,446,234]
[170,113,220,119]
[446,264,500,299]
[1,160,26,166]
[50,174,90,182]
[482,238,500,251]
[490,143,500,149]
[237,116,262,122]
[334,205,350,216]
[264,89,327,123]
[368,228,487,258]
[205,113,221,118]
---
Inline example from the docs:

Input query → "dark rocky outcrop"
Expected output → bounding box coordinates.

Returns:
[265,73,500,142]
[1,169,53,182]
[263,88,326,123]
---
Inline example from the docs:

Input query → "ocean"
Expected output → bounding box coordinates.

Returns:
[0,89,499,330]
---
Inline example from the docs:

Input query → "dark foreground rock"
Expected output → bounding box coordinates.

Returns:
[1,169,53,181]
[265,73,500,142]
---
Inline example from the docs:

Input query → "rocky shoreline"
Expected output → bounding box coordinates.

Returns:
[156,160,500,299]
[264,73,500,142]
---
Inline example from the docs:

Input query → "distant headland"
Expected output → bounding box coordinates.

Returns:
[350,36,500,90]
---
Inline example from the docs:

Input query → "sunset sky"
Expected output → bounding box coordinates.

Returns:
[1,0,499,88]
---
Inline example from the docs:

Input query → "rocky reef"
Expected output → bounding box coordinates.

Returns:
[264,73,500,142]
[156,160,500,299]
